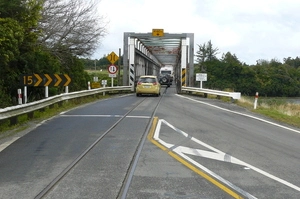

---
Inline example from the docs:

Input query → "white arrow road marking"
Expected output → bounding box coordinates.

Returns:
[154,119,300,192]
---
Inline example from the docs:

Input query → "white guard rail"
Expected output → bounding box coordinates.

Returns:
[181,86,241,100]
[0,86,132,121]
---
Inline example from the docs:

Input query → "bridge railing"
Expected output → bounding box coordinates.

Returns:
[0,86,132,125]
[181,86,241,100]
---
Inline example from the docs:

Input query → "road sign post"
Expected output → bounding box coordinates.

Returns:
[107,52,119,87]
[196,73,207,89]
[102,80,107,96]
[107,64,118,87]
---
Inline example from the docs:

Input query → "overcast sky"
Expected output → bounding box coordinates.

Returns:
[92,0,300,65]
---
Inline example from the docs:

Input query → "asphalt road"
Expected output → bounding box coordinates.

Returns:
[0,85,299,199]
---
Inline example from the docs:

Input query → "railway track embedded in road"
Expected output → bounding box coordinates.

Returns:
[34,94,164,199]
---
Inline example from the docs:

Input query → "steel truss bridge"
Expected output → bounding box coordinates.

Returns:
[122,30,195,92]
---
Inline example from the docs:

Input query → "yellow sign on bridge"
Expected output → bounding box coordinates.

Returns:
[152,29,164,37]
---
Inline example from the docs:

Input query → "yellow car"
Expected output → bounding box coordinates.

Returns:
[136,75,161,97]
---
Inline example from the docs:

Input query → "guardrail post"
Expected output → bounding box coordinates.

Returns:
[27,111,34,119]
[10,116,18,126]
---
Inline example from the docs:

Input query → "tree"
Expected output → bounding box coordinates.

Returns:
[38,0,108,60]
[206,40,219,61]
[195,40,219,72]
[284,56,300,68]
[0,0,43,107]
[0,18,24,68]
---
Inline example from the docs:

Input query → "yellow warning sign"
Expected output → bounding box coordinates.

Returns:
[152,29,164,37]
[107,52,119,64]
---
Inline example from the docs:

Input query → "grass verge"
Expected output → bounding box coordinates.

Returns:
[236,96,300,128]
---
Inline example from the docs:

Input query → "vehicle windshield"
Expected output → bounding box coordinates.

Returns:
[139,77,156,83]
[161,71,171,75]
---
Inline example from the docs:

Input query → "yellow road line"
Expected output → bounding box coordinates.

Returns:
[148,117,244,199]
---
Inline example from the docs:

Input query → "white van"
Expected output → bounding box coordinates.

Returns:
[159,66,174,85]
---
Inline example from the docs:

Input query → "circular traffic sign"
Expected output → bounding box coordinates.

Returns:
[108,64,118,74]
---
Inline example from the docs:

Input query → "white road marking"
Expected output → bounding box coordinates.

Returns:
[0,137,20,152]
[176,94,300,135]
[155,119,300,192]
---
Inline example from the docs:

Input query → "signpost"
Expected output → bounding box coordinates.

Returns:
[196,73,207,88]
[102,80,107,96]
[107,52,119,87]
[21,73,72,101]
[107,51,119,64]
[21,74,71,87]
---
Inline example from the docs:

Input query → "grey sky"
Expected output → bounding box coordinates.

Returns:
[92,0,300,65]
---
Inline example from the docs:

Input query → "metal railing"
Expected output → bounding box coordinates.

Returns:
[0,86,132,124]
[1,85,241,126]
[181,86,241,100]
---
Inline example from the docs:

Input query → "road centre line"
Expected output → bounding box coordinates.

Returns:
[155,118,300,192]
[176,94,300,135]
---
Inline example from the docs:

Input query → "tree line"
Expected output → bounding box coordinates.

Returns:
[0,0,107,108]
[195,40,300,97]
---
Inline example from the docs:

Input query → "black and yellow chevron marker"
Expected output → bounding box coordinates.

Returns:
[129,64,135,86]
[181,69,186,87]
[21,74,71,87]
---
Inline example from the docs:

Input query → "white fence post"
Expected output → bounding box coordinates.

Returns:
[254,92,259,109]
[45,86,49,98]
[17,89,22,105]
[24,86,27,104]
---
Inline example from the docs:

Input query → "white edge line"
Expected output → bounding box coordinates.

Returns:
[176,94,300,134]
[0,137,20,152]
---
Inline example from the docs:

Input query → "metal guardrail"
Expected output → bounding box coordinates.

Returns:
[181,86,241,100]
[0,86,132,122]
[0,86,240,125]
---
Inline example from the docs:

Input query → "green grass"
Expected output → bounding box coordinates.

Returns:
[237,96,300,128]
[182,91,300,128]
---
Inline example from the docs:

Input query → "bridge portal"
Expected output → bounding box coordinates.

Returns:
[123,30,194,92]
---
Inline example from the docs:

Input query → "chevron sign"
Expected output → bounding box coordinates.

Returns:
[21,74,71,87]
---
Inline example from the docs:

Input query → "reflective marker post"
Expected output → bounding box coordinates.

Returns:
[17,89,22,105]
[254,92,259,109]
